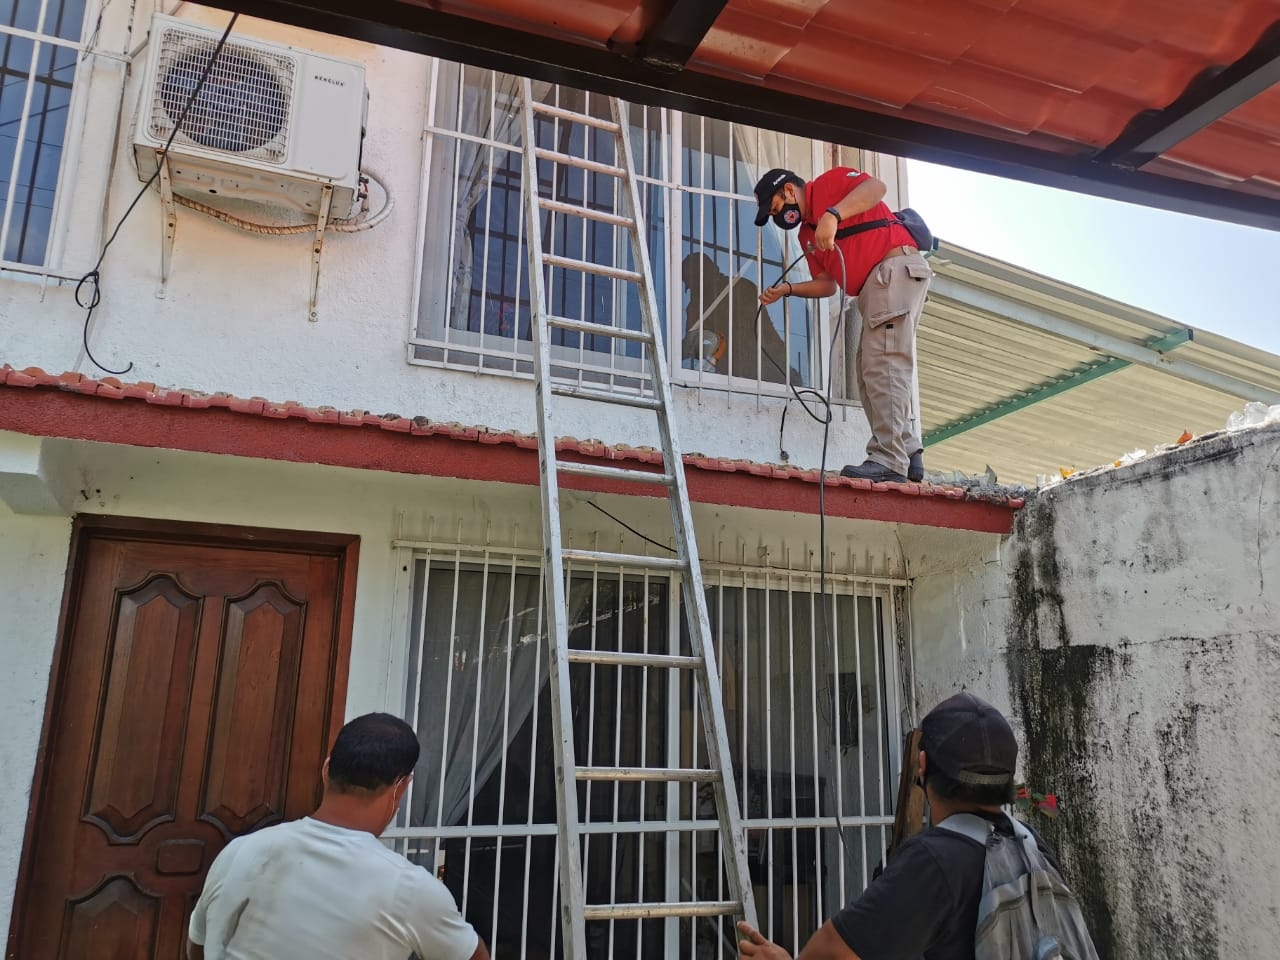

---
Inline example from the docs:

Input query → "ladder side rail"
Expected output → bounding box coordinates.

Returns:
[520,77,589,960]
[610,96,760,932]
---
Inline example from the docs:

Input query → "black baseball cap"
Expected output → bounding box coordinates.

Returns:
[752,168,803,226]
[920,692,1017,787]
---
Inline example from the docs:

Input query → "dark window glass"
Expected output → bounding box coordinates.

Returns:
[0,3,81,266]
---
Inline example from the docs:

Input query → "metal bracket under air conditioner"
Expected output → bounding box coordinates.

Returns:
[156,150,176,294]
[309,183,333,322]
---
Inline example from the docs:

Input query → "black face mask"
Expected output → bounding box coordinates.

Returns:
[772,203,802,231]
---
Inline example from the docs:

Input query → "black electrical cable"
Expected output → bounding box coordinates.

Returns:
[589,239,864,864]
[759,253,834,427]
[764,239,860,859]
[817,243,858,860]
[76,11,240,375]
[585,499,676,553]
[600,238,865,866]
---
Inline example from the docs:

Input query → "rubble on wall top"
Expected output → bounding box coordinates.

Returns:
[1038,402,1280,491]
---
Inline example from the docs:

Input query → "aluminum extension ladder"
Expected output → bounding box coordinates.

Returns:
[518,78,759,959]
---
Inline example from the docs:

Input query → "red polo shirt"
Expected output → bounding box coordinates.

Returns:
[799,168,916,294]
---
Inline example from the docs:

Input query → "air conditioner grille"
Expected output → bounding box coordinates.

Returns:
[151,27,295,163]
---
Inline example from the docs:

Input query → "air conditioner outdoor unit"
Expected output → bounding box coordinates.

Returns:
[133,15,368,219]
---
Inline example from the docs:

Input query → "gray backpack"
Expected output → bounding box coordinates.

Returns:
[938,813,1100,960]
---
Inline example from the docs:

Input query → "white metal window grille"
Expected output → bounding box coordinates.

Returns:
[0,0,88,268]
[409,60,838,399]
[385,545,906,960]
[692,566,906,957]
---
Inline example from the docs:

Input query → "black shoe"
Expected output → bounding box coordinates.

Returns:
[840,460,908,483]
[908,449,924,483]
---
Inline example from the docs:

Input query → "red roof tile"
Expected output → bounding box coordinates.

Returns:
[0,366,1025,519]
[339,0,1280,216]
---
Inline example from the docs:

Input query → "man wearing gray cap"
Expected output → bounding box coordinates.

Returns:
[737,692,1083,960]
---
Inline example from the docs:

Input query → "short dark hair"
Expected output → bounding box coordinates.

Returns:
[923,761,1016,806]
[327,713,420,792]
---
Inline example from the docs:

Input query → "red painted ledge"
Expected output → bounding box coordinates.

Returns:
[0,368,1020,534]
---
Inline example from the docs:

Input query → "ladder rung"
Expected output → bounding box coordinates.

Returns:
[539,198,633,227]
[531,100,622,133]
[543,254,642,283]
[549,384,663,410]
[584,901,742,921]
[522,82,758,940]
[576,766,720,783]
[547,314,653,343]
[567,649,701,669]
[535,148,625,178]
[561,548,685,570]
[556,460,671,486]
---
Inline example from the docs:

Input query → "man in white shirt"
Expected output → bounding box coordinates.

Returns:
[188,712,489,960]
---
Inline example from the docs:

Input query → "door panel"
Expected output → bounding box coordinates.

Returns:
[7,521,357,960]
[87,576,201,844]
[60,876,160,959]
[202,581,307,837]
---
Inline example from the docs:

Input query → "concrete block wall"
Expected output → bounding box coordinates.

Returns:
[908,421,1280,959]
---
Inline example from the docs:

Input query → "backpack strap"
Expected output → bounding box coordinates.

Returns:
[833,217,900,241]
[944,813,1055,877]
[1006,815,1054,874]
[937,814,996,899]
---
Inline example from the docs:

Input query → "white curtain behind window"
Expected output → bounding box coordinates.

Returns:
[412,565,543,829]
[417,64,552,341]
[410,563,593,829]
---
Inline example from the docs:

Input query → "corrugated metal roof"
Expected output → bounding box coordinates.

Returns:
[919,243,1280,483]
[214,0,1280,228]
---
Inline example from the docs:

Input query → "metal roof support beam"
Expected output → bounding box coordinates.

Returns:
[200,0,1280,232]
[636,0,730,71]
[1096,23,1280,167]
[924,331,1189,446]
[928,275,1280,405]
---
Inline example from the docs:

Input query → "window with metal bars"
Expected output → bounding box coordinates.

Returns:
[0,0,85,268]
[410,59,835,399]
[386,548,906,960]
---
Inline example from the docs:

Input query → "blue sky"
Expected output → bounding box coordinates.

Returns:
[906,160,1280,356]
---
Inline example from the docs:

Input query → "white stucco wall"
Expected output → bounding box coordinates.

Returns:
[0,509,71,939]
[0,5,876,474]
[0,430,942,935]
[907,421,1280,959]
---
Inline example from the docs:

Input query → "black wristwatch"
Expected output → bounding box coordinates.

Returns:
[825,206,842,221]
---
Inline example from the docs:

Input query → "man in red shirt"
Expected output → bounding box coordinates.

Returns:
[753,167,932,483]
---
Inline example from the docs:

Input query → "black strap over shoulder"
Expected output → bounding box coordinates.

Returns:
[832,208,937,253]
[833,218,898,241]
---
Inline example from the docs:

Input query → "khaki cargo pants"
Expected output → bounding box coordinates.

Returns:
[854,251,933,475]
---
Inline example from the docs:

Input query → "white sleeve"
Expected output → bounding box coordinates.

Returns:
[397,869,481,960]
[189,838,240,945]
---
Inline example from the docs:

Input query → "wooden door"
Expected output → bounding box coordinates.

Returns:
[6,517,358,960]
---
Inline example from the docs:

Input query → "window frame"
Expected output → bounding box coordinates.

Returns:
[0,0,96,277]
[406,59,854,403]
